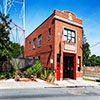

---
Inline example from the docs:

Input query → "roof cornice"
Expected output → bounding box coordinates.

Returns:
[53,15,83,28]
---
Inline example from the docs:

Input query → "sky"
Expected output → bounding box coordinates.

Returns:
[1,0,100,56]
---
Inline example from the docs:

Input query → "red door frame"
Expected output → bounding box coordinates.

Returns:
[63,52,76,80]
[74,54,76,80]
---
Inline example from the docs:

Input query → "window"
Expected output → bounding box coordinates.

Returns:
[33,39,36,48]
[48,28,51,40]
[38,35,42,47]
[29,41,31,50]
[78,56,81,72]
[38,56,40,60]
[57,54,60,64]
[64,28,76,44]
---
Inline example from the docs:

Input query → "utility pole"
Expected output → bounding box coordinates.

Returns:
[4,0,7,16]
[22,0,25,46]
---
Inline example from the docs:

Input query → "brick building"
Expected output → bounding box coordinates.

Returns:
[24,10,83,80]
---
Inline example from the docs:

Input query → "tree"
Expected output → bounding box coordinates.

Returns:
[96,56,100,66]
[89,55,97,66]
[82,43,91,66]
[10,42,24,58]
[0,12,12,70]
[82,30,91,66]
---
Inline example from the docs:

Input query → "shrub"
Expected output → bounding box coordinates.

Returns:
[41,69,55,80]
[13,66,19,72]
[26,67,33,74]
[10,72,15,79]
[0,72,5,79]
[32,60,42,74]
[23,71,31,79]
[46,69,55,78]
[5,72,15,79]
[41,74,47,80]
[15,70,22,77]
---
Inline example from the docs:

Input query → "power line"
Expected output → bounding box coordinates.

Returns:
[90,41,100,48]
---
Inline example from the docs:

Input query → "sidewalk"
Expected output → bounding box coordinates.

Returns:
[54,79,100,87]
[0,78,58,89]
[0,78,100,89]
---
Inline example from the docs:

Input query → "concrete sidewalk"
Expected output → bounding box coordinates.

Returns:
[54,79,100,87]
[0,79,58,89]
[0,78,100,89]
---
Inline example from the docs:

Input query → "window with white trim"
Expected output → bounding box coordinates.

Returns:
[64,28,76,44]
[78,56,81,72]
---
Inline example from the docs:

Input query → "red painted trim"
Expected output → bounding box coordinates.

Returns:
[57,64,60,81]
[74,54,77,80]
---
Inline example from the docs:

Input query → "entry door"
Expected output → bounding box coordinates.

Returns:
[63,55,74,79]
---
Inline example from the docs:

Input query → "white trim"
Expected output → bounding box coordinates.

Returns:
[60,78,63,81]
[62,26,77,53]
[76,71,83,73]
[53,15,83,28]
[63,50,77,54]
[77,77,83,80]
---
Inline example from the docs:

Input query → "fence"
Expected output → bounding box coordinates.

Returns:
[10,58,36,71]
[83,66,100,76]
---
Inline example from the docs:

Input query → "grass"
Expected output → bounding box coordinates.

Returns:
[84,74,100,78]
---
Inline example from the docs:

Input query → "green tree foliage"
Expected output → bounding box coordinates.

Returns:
[88,55,100,66]
[0,12,12,67]
[96,56,100,66]
[10,42,24,58]
[82,43,91,66]
[82,31,91,66]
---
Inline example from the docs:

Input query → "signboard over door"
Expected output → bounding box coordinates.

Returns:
[64,44,76,52]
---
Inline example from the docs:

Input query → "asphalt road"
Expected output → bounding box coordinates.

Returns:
[0,87,100,100]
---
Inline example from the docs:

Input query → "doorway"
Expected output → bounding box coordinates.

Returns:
[63,54,74,79]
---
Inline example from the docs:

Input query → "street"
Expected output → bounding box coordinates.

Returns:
[0,87,100,100]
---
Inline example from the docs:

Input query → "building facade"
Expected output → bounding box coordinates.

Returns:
[24,10,83,80]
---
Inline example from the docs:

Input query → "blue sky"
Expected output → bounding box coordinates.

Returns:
[1,0,100,56]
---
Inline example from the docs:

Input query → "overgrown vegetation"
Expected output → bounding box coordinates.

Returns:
[0,12,12,69]
[26,60,42,77]
[41,69,55,80]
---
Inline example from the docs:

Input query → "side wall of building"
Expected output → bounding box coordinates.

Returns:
[24,14,55,69]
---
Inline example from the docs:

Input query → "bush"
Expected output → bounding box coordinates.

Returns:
[41,74,47,80]
[26,67,33,74]
[13,66,19,72]
[10,72,15,79]
[15,70,22,77]
[32,60,42,74]
[23,71,31,79]
[0,72,5,79]
[5,72,15,79]
[41,69,55,80]
[46,69,55,78]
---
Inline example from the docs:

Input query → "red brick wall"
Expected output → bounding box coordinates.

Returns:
[24,14,55,68]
